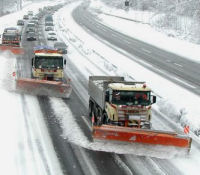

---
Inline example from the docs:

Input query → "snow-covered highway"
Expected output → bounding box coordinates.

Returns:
[1,0,200,175]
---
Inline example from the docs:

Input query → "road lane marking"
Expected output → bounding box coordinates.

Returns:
[123,39,131,44]
[81,116,92,131]
[111,33,117,38]
[174,63,183,67]
[172,76,196,89]
[113,155,133,175]
[166,60,171,63]
[142,48,151,54]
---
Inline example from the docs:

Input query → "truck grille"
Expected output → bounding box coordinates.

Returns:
[117,106,148,121]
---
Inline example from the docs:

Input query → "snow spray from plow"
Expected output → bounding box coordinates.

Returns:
[50,98,191,159]
[16,78,72,98]
[0,45,24,55]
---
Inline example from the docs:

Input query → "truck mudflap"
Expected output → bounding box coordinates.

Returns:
[0,45,24,55]
[93,125,192,151]
[16,78,72,98]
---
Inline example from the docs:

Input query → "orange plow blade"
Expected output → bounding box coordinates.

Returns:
[16,78,72,98]
[93,125,192,151]
[0,45,24,55]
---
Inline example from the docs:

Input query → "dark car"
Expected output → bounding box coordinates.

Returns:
[17,20,24,26]
[23,15,29,20]
[54,42,68,54]
[27,32,36,41]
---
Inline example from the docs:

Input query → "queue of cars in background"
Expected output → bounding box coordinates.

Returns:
[44,14,68,53]
[15,9,68,53]
[23,11,39,41]
[45,14,56,40]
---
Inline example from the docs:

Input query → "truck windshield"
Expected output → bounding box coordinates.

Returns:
[3,34,19,41]
[35,56,63,69]
[112,90,151,106]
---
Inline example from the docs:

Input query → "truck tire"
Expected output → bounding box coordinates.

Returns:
[89,100,93,118]
[102,113,109,124]
[96,107,103,126]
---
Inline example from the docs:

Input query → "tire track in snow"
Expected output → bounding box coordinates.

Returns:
[20,95,47,175]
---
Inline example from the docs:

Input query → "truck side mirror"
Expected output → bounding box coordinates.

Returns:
[151,95,156,104]
[0,34,1,38]
[64,59,66,65]
[31,58,34,66]
[105,91,109,102]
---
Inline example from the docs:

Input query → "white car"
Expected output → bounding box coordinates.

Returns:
[26,23,36,33]
[47,31,57,41]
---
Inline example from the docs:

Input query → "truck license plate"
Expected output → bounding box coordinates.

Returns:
[129,115,140,120]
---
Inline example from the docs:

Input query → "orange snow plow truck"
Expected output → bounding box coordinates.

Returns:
[16,46,72,98]
[89,76,192,152]
[0,27,24,55]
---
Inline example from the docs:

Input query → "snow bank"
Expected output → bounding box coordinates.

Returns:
[89,0,200,63]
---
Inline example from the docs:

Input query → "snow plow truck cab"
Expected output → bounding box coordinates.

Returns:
[89,76,192,153]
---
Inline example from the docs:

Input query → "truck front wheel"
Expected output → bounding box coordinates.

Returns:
[96,108,103,126]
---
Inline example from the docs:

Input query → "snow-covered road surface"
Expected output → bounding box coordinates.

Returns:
[1,0,200,174]
[53,0,200,174]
